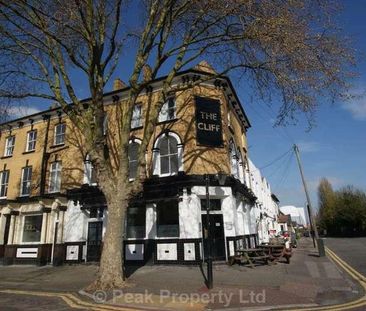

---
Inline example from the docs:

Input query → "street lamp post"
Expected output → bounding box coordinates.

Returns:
[205,174,213,289]
[204,172,227,289]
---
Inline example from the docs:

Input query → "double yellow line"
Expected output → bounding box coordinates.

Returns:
[0,289,141,311]
[282,247,366,311]
[1,247,365,311]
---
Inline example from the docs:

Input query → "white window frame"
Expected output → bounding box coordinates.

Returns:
[158,97,176,122]
[152,132,183,177]
[20,166,32,197]
[0,170,10,198]
[49,161,62,193]
[131,104,142,129]
[159,136,178,177]
[21,214,43,244]
[54,123,66,145]
[26,130,37,152]
[83,154,97,185]
[4,136,15,157]
[229,140,239,179]
[237,151,245,185]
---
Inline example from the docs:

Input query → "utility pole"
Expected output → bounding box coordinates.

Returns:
[306,203,316,248]
[293,144,325,257]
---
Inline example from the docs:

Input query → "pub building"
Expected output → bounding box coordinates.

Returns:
[0,62,280,266]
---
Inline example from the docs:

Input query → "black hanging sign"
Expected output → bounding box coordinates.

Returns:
[195,96,223,147]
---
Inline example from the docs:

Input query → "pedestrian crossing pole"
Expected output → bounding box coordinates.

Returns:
[293,144,325,257]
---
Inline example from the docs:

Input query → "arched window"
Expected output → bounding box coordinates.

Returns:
[153,132,183,176]
[128,141,140,179]
[84,154,97,185]
[159,136,178,175]
[229,140,239,179]
[237,150,245,184]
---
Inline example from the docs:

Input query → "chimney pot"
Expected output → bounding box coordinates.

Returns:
[113,78,126,91]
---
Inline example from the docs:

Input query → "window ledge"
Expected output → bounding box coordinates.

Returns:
[82,183,98,188]
[1,155,13,159]
[158,173,179,178]
[23,150,36,155]
[49,143,65,149]
[131,126,143,131]
[157,118,178,125]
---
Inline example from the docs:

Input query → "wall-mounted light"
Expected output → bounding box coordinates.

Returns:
[216,171,227,186]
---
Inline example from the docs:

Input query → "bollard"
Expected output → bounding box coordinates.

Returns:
[316,238,325,257]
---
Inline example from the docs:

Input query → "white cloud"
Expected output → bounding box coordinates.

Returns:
[307,176,344,192]
[297,141,320,153]
[342,88,366,120]
[7,105,41,119]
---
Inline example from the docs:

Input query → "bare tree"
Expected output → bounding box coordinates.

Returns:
[0,100,10,123]
[0,0,355,289]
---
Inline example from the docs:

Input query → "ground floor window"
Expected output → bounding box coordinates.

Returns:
[250,236,256,248]
[22,215,43,242]
[89,207,104,219]
[236,238,244,250]
[126,206,146,239]
[245,236,250,248]
[157,201,179,237]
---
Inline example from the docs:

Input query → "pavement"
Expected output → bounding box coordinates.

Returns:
[0,237,364,310]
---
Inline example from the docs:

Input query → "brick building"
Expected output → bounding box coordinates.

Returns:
[0,63,280,265]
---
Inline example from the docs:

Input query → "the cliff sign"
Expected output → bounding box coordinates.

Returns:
[195,97,223,147]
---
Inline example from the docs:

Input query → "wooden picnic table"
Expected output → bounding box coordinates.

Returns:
[229,248,270,268]
[259,244,292,264]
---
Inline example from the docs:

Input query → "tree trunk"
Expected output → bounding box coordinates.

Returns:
[88,189,129,290]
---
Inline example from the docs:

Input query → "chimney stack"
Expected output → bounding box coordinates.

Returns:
[113,78,127,91]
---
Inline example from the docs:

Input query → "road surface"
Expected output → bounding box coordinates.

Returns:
[325,237,366,277]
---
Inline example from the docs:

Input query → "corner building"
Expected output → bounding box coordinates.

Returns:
[0,64,275,266]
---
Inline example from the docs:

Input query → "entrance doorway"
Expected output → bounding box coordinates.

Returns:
[201,214,226,261]
[3,215,10,246]
[0,215,11,258]
[87,221,103,261]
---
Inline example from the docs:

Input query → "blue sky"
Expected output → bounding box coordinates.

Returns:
[245,1,366,209]
[11,1,366,210]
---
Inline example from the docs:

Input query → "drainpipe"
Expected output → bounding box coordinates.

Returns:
[40,115,51,196]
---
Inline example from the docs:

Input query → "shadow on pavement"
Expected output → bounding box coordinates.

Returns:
[199,263,209,288]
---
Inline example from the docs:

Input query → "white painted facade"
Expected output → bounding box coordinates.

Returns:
[280,205,308,226]
[248,159,280,243]
[61,182,261,263]
[0,156,282,265]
